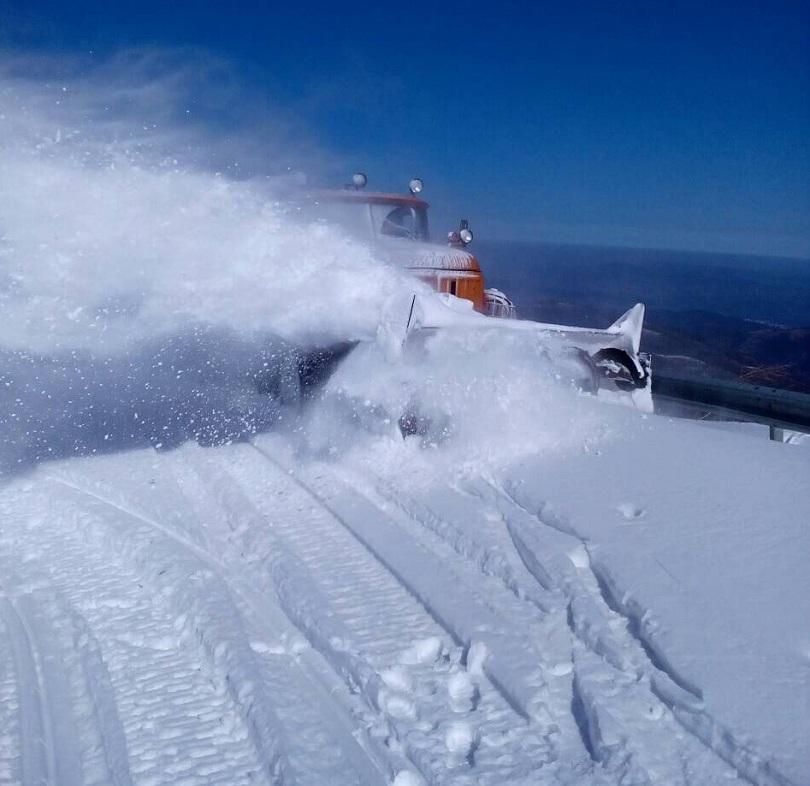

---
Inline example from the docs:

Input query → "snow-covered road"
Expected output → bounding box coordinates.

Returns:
[3,58,808,786]
[1,414,807,786]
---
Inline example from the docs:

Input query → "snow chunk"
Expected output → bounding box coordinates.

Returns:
[378,690,417,720]
[391,771,426,786]
[445,721,476,757]
[547,660,573,677]
[380,666,413,693]
[399,636,442,665]
[465,640,488,677]
[617,502,646,521]
[249,639,286,656]
[447,670,478,713]
[567,543,590,568]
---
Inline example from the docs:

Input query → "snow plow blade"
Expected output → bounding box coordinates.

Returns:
[396,293,651,398]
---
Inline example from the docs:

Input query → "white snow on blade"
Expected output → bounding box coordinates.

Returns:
[304,322,612,467]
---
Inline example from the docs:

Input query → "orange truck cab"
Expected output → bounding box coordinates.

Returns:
[307,175,507,314]
[296,175,650,397]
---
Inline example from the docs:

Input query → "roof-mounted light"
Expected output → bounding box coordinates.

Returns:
[351,172,368,189]
[408,178,424,195]
[459,227,473,245]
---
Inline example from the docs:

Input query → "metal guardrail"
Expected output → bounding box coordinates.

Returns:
[651,374,810,438]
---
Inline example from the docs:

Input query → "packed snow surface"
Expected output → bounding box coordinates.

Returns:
[1,392,808,785]
[1,56,809,786]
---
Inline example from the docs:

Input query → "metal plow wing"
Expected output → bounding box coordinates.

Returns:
[398,293,651,405]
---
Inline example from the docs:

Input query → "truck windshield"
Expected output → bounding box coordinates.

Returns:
[300,200,375,238]
[294,198,430,242]
[371,203,429,241]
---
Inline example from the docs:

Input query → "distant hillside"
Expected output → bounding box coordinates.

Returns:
[475,240,810,393]
[516,298,810,393]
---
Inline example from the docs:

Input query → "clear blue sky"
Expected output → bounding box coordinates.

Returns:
[2,0,809,257]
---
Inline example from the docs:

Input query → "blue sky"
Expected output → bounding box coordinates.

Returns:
[2,0,809,257]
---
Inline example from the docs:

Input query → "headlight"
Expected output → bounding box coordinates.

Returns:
[409,178,424,195]
[459,228,473,244]
[352,172,368,189]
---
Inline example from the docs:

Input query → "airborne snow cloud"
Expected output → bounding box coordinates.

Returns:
[0,50,415,471]
[0,50,414,351]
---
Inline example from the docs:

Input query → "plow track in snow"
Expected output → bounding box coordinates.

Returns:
[497,483,794,786]
[503,484,790,786]
[197,443,565,785]
[46,467,384,786]
[322,453,762,786]
[0,590,85,786]
[0,585,136,786]
[0,480,278,786]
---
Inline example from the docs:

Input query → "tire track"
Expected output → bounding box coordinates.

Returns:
[63,601,134,786]
[321,459,746,784]
[0,592,62,786]
[0,586,86,786]
[48,463,385,786]
[0,581,135,786]
[248,445,539,711]
[496,482,787,786]
[339,468,555,614]
[210,443,564,785]
[0,611,21,784]
[168,452,415,785]
[313,459,608,766]
[15,477,282,786]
